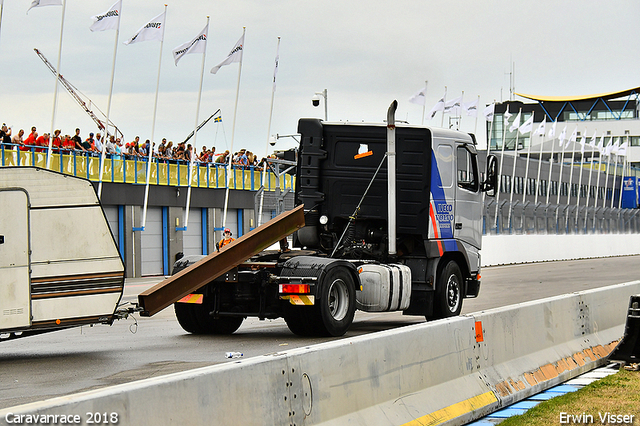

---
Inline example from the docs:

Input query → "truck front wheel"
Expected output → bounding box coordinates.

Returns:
[310,268,356,337]
[434,261,463,318]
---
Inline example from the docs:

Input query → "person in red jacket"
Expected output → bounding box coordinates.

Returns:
[35,133,49,153]
[23,127,37,151]
[216,228,235,251]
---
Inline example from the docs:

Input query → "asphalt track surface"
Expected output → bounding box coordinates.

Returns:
[1,255,638,409]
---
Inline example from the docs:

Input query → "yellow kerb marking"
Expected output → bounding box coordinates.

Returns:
[401,391,497,426]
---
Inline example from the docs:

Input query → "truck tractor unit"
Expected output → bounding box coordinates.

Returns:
[139,102,498,337]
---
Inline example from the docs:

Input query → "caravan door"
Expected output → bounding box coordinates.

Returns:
[0,190,31,330]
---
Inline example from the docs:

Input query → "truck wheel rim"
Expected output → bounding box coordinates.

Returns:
[447,276,460,312]
[327,279,349,321]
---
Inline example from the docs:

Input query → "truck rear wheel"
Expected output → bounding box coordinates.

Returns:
[308,268,356,337]
[174,302,244,335]
[434,261,463,318]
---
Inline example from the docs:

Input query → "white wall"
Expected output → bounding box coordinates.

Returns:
[482,234,640,266]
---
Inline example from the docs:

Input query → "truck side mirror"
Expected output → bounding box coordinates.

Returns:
[482,154,498,196]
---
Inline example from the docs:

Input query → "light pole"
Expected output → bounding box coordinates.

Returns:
[312,89,328,121]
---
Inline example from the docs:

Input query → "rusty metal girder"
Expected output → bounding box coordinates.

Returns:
[138,205,305,317]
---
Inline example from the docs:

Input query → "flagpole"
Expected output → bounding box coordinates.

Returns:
[440,86,447,128]
[534,132,544,205]
[610,142,619,209]
[545,121,557,205]
[421,80,428,125]
[473,95,480,136]
[46,0,67,170]
[565,131,578,232]
[574,128,588,228]
[184,16,210,231]
[494,107,510,230]
[592,135,605,231]
[602,137,613,209]
[507,108,522,232]
[482,102,494,208]
[584,133,597,232]
[222,26,246,229]
[97,0,122,200]
[618,135,629,210]
[0,1,4,47]
[258,36,280,227]
[521,112,534,204]
[141,4,167,230]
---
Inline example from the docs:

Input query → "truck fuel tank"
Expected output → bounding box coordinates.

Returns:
[356,263,411,312]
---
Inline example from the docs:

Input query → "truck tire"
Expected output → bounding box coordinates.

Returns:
[434,261,463,318]
[308,268,356,337]
[174,302,244,335]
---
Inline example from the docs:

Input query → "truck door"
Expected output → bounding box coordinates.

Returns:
[0,190,32,330]
[454,144,482,249]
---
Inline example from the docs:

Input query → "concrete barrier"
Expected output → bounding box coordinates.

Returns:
[2,281,639,426]
[482,234,640,266]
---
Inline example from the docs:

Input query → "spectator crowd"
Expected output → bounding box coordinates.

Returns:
[0,124,268,169]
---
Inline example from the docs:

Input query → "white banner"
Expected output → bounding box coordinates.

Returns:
[409,86,427,106]
[483,103,495,122]
[172,23,208,65]
[443,95,462,115]
[428,90,446,119]
[211,32,245,74]
[519,114,534,135]
[124,10,165,45]
[509,111,521,132]
[90,0,121,32]
[27,0,61,14]
[533,116,546,136]
[463,98,478,117]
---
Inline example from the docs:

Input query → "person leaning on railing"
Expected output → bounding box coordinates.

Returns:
[10,129,23,149]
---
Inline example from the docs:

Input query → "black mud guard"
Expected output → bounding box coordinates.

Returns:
[280,256,360,296]
[609,294,640,365]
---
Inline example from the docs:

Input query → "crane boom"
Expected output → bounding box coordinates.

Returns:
[34,48,123,140]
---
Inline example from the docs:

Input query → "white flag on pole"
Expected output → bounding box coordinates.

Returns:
[124,10,166,45]
[90,0,121,32]
[533,116,546,136]
[483,103,495,122]
[618,140,628,156]
[548,120,557,139]
[462,98,478,117]
[610,138,620,155]
[210,32,244,74]
[519,114,534,135]
[596,133,605,154]
[172,23,208,66]
[509,111,521,132]
[444,95,463,115]
[579,132,586,154]
[427,90,446,119]
[565,127,577,149]
[588,130,597,146]
[27,0,61,14]
[558,125,567,146]
[408,86,427,106]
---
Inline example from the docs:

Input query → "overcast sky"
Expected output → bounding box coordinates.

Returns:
[1,0,638,156]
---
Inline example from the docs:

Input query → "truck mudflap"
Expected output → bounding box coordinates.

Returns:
[138,205,305,317]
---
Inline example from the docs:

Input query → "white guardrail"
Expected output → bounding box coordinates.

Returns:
[2,281,639,426]
[482,234,640,266]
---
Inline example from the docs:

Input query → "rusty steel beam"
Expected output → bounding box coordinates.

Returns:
[138,205,305,317]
